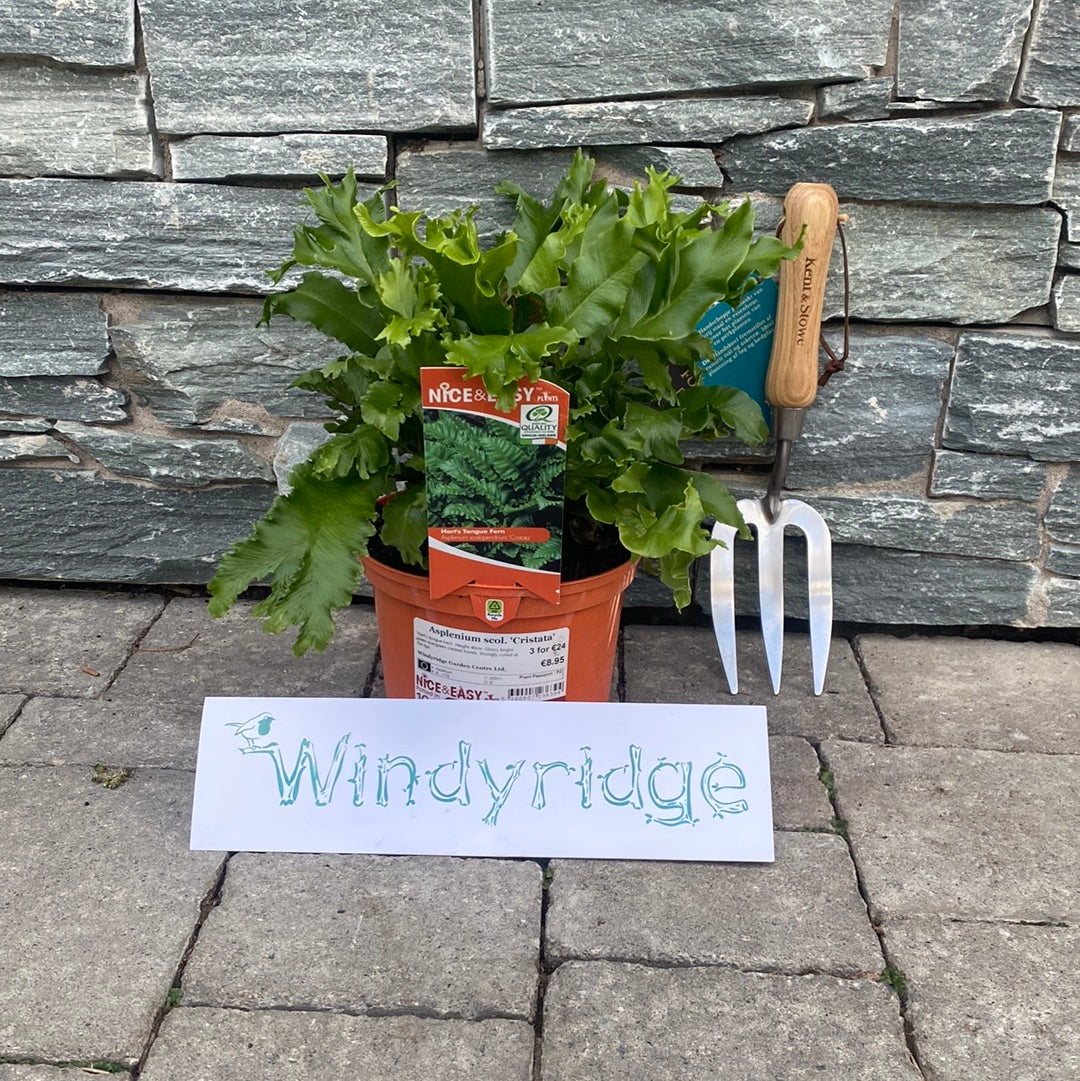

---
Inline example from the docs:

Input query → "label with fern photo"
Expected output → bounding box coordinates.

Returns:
[421,368,569,603]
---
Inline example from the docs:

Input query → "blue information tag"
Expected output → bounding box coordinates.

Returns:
[695,277,777,428]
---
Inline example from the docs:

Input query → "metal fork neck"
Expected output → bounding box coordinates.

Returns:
[764,407,807,523]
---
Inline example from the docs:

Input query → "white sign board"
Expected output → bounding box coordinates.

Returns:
[191,698,773,862]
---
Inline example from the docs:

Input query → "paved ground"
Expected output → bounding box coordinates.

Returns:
[0,586,1076,1080]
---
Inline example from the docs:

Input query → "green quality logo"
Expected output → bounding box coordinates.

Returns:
[484,599,505,623]
[519,402,559,442]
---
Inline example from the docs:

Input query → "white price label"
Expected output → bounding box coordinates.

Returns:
[413,619,569,701]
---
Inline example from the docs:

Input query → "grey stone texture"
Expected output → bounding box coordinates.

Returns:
[0,415,49,432]
[827,547,1038,625]
[591,146,724,189]
[621,625,884,742]
[1064,114,1080,153]
[541,962,921,1081]
[1053,273,1080,332]
[812,493,1041,561]
[0,179,317,293]
[274,420,333,491]
[0,291,108,377]
[483,97,813,150]
[0,376,126,422]
[0,432,77,461]
[484,0,895,105]
[884,918,1080,1081]
[0,67,155,178]
[817,78,893,120]
[1054,155,1080,241]
[930,449,1048,501]
[54,421,274,487]
[107,295,340,433]
[705,531,1040,626]
[183,854,541,1019]
[1017,0,1080,106]
[722,111,1061,204]
[169,133,389,182]
[1060,241,1080,270]
[0,766,223,1063]
[824,740,1080,922]
[1046,469,1080,543]
[943,333,1080,461]
[896,0,1034,102]
[546,831,882,975]
[775,330,952,487]
[0,468,275,583]
[855,635,1080,753]
[1047,544,1080,577]
[830,204,1060,324]
[0,0,134,66]
[139,0,476,134]
[140,1008,534,1081]
[0,588,163,697]
[1045,574,1080,624]
[396,145,575,235]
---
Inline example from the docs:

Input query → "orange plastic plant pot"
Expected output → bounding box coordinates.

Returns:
[361,556,637,702]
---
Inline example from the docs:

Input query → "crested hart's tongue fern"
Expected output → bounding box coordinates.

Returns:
[208,150,798,655]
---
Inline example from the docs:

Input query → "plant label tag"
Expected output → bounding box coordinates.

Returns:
[695,276,777,428]
[420,368,569,604]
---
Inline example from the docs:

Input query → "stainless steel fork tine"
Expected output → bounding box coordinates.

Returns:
[746,500,786,695]
[709,518,739,694]
[791,501,834,695]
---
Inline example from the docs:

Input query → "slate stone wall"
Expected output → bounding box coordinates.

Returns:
[1,0,1077,628]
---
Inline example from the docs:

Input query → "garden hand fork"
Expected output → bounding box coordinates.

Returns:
[711,183,839,696]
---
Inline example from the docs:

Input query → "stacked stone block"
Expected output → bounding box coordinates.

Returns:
[0,0,1076,628]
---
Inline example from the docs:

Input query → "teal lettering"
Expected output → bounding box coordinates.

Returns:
[350,743,367,807]
[645,758,697,828]
[531,760,571,810]
[576,746,593,809]
[427,740,472,806]
[600,744,644,809]
[245,732,352,807]
[376,754,419,807]
[478,758,526,827]
[700,754,749,818]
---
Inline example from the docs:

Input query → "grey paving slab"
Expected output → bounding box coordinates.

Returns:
[0,693,22,733]
[0,767,224,1064]
[855,635,1080,753]
[0,697,199,770]
[0,1070,130,1081]
[0,588,164,697]
[823,741,1080,923]
[883,917,1080,1081]
[105,598,379,711]
[540,961,920,1081]
[623,626,883,742]
[770,735,834,830]
[545,831,880,976]
[140,1007,534,1081]
[183,853,541,1020]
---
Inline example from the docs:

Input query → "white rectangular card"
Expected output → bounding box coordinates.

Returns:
[191,698,773,862]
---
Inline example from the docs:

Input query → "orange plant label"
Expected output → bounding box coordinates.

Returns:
[420,368,569,606]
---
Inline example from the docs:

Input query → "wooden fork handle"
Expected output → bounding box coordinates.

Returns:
[765,183,839,411]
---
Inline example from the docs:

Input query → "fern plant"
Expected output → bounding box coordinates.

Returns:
[209,150,797,654]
